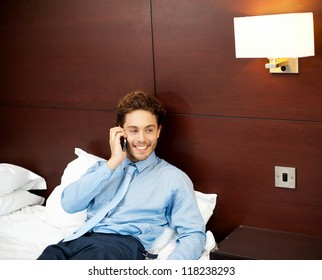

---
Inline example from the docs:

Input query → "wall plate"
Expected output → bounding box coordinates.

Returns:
[275,166,296,189]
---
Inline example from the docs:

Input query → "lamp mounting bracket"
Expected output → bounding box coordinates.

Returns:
[266,58,299,74]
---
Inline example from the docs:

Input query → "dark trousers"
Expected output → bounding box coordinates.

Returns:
[37,233,146,260]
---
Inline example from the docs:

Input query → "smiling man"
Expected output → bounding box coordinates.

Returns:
[37,90,206,260]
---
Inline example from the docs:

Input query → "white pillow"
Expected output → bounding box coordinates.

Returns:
[0,189,45,216]
[60,148,106,186]
[39,148,106,229]
[0,164,47,195]
[195,191,217,223]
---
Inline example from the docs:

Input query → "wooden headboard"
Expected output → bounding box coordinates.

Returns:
[1,0,322,242]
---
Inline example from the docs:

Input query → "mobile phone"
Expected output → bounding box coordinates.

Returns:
[120,136,127,151]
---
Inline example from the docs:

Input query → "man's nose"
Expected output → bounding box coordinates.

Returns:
[137,130,146,141]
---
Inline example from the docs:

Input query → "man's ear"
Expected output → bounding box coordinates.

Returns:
[157,125,162,139]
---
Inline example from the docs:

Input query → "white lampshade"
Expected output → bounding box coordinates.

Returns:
[234,12,315,58]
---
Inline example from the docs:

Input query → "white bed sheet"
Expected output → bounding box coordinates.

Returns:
[0,205,216,260]
[0,206,76,260]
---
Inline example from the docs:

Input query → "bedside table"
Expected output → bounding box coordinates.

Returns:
[211,225,322,260]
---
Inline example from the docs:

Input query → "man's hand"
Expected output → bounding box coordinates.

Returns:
[107,127,127,170]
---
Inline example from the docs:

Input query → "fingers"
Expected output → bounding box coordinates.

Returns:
[110,127,126,141]
[107,127,128,170]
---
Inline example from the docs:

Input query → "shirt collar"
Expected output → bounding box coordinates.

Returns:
[124,151,157,174]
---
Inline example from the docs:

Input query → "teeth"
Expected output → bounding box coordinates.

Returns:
[136,146,147,150]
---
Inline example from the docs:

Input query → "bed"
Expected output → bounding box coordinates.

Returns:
[0,148,217,260]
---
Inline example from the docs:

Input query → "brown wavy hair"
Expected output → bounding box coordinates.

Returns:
[115,90,166,128]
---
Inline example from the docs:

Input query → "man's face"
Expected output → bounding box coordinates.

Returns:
[123,109,161,162]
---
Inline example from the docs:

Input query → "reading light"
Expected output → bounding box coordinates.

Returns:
[233,12,315,73]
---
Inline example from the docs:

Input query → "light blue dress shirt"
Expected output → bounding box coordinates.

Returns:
[61,152,206,259]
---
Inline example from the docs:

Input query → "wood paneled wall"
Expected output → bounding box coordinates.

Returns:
[153,0,322,240]
[1,0,321,242]
[0,0,155,196]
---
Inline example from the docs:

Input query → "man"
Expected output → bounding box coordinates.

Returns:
[38,90,206,260]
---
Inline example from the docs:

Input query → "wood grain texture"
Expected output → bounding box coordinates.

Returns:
[157,115,322,240]
[153,0,322,121]
[0,106,115,198]
[152,0,322,240]
[0,0,154,110]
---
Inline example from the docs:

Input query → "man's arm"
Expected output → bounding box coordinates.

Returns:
[61,126,128,214]
[61,161,114,214]
[166,174,206,260]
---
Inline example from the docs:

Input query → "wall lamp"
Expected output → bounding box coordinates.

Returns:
[233,12,315,73]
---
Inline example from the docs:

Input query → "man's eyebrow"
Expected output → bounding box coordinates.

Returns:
[126,125,157,129]
[145,125,157,128]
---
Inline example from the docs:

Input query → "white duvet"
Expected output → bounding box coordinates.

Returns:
[0,206,75,260]
[0,205,216,260]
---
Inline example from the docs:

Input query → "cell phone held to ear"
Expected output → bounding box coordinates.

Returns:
[120,137,127,151]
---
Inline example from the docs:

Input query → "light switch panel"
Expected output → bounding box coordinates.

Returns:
[275,166,296,189]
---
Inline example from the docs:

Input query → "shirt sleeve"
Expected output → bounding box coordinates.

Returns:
[61,161,115,214]
[166,173,206,260]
